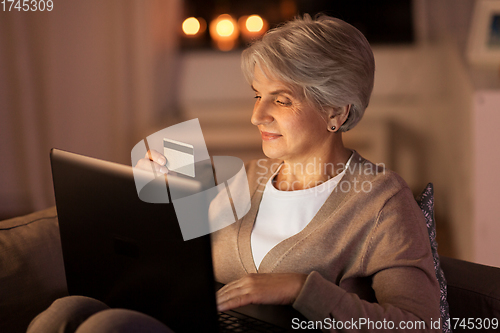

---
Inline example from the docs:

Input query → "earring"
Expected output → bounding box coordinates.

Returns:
[331,126,336,131]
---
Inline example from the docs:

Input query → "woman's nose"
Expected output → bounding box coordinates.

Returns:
[251,101,273,126]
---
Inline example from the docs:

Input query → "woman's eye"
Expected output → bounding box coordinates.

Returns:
[276,99,291,106]
[254,96,261,100]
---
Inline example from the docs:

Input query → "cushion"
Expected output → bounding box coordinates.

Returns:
[0,206,68,333]
[416,183,451,333]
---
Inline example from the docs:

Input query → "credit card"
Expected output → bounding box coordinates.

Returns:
[163,138,195,177]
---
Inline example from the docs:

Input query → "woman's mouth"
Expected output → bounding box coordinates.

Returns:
[261,132,282,141]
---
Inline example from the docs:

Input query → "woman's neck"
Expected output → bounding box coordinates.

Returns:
[274,146,352,191]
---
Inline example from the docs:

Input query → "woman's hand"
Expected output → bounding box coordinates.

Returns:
[216,273,307,312]
[135,149,168,174]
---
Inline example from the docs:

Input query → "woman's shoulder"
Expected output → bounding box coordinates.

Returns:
[346,151,410,196]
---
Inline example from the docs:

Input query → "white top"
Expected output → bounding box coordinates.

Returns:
[251,155,353,269]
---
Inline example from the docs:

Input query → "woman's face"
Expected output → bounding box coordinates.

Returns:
[251,66,332,164]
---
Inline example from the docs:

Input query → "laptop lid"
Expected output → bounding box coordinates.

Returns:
[50,148,219,333]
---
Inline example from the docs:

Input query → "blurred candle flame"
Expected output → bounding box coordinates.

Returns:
[182,17,200,36]
[246,15,264,32]
[239,15,268,42]
[210,14,239,51]
[216,18,235,37]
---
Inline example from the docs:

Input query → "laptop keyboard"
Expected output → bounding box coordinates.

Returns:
[218,311,287,332]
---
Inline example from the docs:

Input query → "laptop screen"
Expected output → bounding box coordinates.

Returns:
[51,149,219,333]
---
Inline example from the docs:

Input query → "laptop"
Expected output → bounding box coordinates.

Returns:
[50,149,314,332]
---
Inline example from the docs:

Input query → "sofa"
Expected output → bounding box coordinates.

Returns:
[1,206,500,333]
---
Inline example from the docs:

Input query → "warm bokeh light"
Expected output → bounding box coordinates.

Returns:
[182,17,200,36]
[216,18,235,37]
[209,14,239,51]
[246,15,264,32]
[239,15,268,42]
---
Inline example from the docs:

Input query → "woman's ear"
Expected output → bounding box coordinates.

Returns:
[327,105,351,132]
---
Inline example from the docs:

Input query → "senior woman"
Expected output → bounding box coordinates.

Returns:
[28,14,441,333]
[212,14,441,332]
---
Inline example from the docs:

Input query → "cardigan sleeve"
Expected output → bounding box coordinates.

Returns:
[292,187,442,332]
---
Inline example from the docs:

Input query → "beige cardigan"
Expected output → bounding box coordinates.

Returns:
[211,152,441,332]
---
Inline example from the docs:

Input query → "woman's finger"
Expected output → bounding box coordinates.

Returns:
[216,273,307,312]
[136,158,168,174]
[144,149,166,165]
[218,293,253,312]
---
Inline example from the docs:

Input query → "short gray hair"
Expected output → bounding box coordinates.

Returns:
[241,14,375,131]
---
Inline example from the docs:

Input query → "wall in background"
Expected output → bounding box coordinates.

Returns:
[473,91,500,266]
[0,0,181,218]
